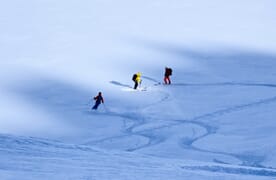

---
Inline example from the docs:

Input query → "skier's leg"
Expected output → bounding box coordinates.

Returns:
[164,76,167,84]
[92,102,99,110]
[134,82,138,89]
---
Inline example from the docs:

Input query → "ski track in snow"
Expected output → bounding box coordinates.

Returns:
[9,77,276,177]
[2,133,276,179]
[169,82,276,169]
[181,165,276,177]
[91,79,276,176]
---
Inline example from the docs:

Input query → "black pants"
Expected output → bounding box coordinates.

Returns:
[92,102,101,110]
[134,81,139,89]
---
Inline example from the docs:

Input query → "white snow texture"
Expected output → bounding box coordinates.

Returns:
[0,0,276,179]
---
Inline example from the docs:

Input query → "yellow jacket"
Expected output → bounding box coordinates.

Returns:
[135,72,142,83]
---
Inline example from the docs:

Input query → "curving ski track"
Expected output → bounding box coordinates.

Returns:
[87,80,276,177]
[181,165,276,177]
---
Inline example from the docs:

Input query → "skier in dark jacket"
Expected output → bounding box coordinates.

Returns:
[92,92,104,110]
[164,67,172,84]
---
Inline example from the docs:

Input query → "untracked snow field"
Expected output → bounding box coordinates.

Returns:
[1,0,276,179]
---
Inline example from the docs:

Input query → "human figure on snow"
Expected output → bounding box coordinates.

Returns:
[164,67,172,84]
[132,72,142,89]
[92,92,104,110]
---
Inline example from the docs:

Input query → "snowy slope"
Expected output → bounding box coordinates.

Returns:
[1,0,276,179]
[1,134,276,180]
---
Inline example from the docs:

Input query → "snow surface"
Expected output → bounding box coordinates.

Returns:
[1,0,276,179]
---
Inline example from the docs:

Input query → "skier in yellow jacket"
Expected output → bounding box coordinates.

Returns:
[132,72,142,89]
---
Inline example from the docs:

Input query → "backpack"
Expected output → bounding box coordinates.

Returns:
[167,68,172,76]
[132,74,137,81]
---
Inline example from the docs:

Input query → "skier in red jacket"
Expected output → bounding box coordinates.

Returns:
[164,67,172,84]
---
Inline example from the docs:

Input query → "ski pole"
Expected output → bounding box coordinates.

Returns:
[103,103,108,112]
[139,80,142,89]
